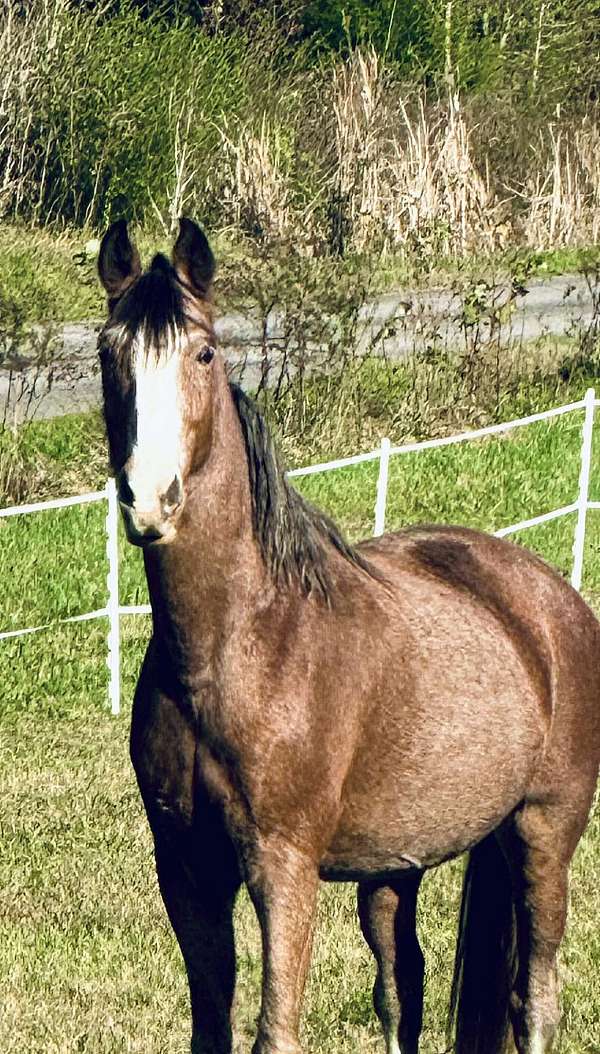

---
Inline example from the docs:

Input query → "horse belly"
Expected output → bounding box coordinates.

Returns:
[321,626,547,878]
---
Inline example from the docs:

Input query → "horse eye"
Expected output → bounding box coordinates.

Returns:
[197,345,215,365]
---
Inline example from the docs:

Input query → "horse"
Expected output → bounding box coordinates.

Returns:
[97,217,600,1054]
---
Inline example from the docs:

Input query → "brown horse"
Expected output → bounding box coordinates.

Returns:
[97,218,599,1054]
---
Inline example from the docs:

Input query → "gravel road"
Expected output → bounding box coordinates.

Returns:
[1,273,595,421]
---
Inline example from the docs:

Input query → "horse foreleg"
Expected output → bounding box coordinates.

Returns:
[154,831,241,1054]
[247,841,319,1054]
[357,873,424,1054]
[131,663,242,1054]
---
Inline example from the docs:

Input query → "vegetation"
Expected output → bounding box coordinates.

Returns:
[2,0,600,262]
[3,221,600,331]
[1,657,598,1054]
[2,280,600,1051]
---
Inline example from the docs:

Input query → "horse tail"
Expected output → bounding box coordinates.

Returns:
[448,832,517,1054]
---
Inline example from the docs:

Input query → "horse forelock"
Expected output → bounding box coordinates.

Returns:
[101,253,188,363]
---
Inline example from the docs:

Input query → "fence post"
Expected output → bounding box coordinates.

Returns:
[374,437,391,537]
[106,476,121,715]
[571,387,595,592]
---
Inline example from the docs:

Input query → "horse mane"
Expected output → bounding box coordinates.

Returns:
[229,384,377,603]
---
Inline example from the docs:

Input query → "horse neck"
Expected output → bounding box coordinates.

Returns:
[142,366,267,683]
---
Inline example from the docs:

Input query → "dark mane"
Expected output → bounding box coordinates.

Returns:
[103,253,187,357]
[229,384,377,602]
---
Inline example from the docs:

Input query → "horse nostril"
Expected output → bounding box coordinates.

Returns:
[161,476,183,515]
[117,472,135,508]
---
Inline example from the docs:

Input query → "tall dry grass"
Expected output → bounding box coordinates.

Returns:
[329,50,494,256]
[207,45,600,260]
[1,1,600,260]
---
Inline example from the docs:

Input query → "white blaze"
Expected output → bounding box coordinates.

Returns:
[128,334,184,513]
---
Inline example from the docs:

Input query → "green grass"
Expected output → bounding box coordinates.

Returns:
[366,243,600,297]
[5,407,600,630]
[0,226,103,324]
[0,225,212,325]
[1,405,600,1052]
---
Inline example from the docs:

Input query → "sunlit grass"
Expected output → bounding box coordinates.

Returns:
[1,409,599,1053]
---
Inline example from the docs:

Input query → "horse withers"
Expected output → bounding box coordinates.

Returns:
[97,217,600,1054]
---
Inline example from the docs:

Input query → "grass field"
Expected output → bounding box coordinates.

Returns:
[1,407,600,1053]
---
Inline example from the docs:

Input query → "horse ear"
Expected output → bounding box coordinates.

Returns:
[98,220,142,306]
[172,217,215,299]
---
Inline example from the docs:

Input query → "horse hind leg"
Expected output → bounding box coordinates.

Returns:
[503,798,587,1054]
[357,872,424,1054]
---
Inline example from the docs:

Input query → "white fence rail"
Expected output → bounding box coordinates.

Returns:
[1,388,597,716]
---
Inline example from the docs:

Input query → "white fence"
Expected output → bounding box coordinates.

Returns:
[1,388,597,716]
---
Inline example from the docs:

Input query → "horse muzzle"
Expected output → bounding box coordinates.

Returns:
[117,472,183,546]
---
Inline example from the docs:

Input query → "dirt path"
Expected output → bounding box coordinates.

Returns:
[2,273,595,420]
